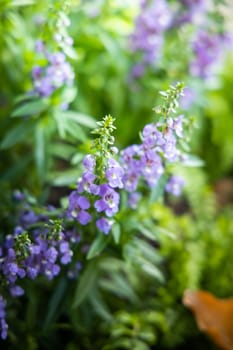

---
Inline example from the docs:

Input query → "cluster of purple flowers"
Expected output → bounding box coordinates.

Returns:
[68,112,186,229]
[190,30,230,78]
[31,14,74,101]
[32,45,74,99]
[129,0,172,78]
[67,154,124,234]
[0,199,81,339]
[120,115,185,205]
[129,0,230,80]
[173,0,207,27]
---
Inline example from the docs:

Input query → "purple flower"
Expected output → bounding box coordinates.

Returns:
[142,123,161,149]
[10,285,24,297]
[94,184,120,217]
[165,175,185,196]
[82,154,96,170]
[68,192,91,225]
[44,264,60,280]
[77,171,98,194]
[129,0,172,76]
[20,210,39,226]
[47,52,66,65]
[190,31,224,78]
[161,130,179,161]
[167,115,184,138]
[141,150,164,186]
[32,40,75,101]
[67,262,82,279]
[45,247,58,264]
[31,66,43,80]
[105,158,124,189]
[130,63,145,79]
[96,217,113,234]
[34,76,55,97]
[122,171,140,192]
[127,192,141,209]
[35,40,45,53]
[59,241,73,265]
[0,297,8,340]
[180,87,196,109]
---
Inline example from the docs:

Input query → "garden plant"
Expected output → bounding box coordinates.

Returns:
[0,1,233,349]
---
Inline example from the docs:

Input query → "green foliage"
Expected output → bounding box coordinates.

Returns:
[204,55,233,178]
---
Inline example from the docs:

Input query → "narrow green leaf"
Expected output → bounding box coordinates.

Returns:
[54,111,66,138]
[73,261,99,308]
[61,86,77,103]
[137,224,158,242]
[112,223,121,244]
[12,99,49,117]
[150,175,167,202]
[134,238,162,264]
[50,143,75,160]
[13,93,38,105]
[0,121,34,149]
[87,234,109,260]
[154,226,175,239]
[139,259,164,282]
[47,169,81,186]
[65,120,87,142]
[43,278,67,330]
[99,274,138,302]
[99,258,126,273]
[63,111,96,128]
[182,155,204,167]
[34,124,46,182]
[89,289,112,321]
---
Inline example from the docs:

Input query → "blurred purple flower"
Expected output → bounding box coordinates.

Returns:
[96,217,112,234]
[165,175,185,196]
[190,31,224,78]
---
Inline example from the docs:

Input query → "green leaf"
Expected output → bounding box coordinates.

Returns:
[63,111,96,128]
[150,175,167,202]
[43,278,67,330]
[112,223,121,244]
[182,155,204,167]
[87,233,109,260]
[73,261,99,308]
[63,45,78,59]
[89,289,112,321]
[99,274,138,302]
[134,238,162,265]
[0,121,35,149]
[54,111,66,138]
[99,258,126,272]
[61,86,77,104]
[34,124,46,182]
[65,120,87,142]
[47,169,81,186]
[13,93,38,105]
[50,143,75,160]
[154,226,175,239]
[137,224,158,242]
[11,99,49,117]
[138,258,164,282]
[71,153,84,165]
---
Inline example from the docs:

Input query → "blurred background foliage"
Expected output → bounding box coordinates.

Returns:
[0,0,233,349]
